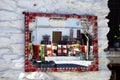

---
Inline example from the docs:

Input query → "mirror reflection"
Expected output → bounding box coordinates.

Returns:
[25,13,97,71]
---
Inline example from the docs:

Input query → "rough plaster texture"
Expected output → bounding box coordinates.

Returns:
[0,0,111,80]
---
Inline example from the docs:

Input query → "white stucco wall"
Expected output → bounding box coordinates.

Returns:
[32,28,79,44]
[32,17,81,44]
[0,0,111,80]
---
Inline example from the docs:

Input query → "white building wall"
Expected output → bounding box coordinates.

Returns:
[32,17,81,44]
[32,28,78,44]
[0,0,110,80]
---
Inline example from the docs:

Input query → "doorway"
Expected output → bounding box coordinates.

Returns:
[52,31,62,43]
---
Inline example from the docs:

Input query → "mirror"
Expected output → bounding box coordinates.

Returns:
[24,12,98,72]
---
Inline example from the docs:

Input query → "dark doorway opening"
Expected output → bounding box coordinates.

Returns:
[107,1,120,80]
[52,31,62,44]
[106,0,120,51]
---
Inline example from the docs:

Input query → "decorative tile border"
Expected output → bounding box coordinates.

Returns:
[23,12,98,72]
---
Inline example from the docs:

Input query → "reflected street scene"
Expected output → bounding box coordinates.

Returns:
[24,13,98,72]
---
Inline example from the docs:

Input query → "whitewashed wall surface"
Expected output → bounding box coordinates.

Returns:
[0,0,111,80]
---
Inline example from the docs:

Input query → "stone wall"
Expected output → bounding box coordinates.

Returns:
[0,0,111,80]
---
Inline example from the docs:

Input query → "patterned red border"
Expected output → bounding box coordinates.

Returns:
[24,12,98,72]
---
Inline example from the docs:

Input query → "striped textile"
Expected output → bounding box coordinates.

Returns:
[29,43,33,55]
[62,45,68,56]
[52,44,58,56]
[40,44,45,60]
[58,45,68,56]
[58,45,62,56]
[33,44,40,60]
[46,45,53,56]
